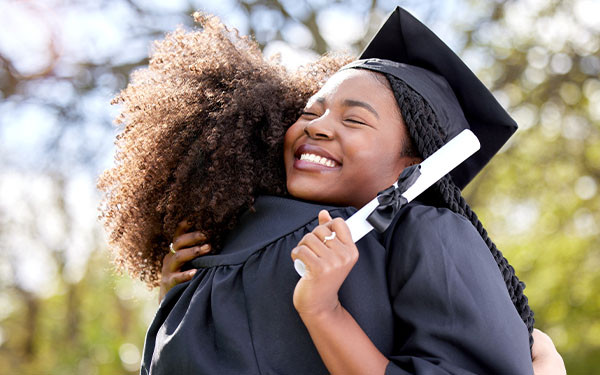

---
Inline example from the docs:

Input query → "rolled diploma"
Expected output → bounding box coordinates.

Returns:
[294,129,480,277]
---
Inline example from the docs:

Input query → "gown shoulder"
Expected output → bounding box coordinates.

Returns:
[382,202,533,375]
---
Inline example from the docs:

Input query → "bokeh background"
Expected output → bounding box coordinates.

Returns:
[0,0,598,373]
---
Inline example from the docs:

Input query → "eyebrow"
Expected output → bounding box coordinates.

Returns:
[315,97,380,119]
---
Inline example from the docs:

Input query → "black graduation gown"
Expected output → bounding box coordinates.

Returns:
[141,195,532,375]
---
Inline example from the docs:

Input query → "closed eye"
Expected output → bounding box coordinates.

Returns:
[301,111,319,117]
[346,119,365,125]
[344,118,371,127]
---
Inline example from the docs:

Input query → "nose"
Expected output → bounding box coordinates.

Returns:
[304,117,334,140]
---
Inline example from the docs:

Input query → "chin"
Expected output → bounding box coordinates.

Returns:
[287,184,316,202]
[287,183,328,204]
[287,186,354,208]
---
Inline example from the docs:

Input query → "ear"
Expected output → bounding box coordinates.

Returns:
[407,157,422,166]
[399,156,422,169]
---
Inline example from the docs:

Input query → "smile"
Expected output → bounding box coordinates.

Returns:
[299,153,337,167]
[292,143,342,171]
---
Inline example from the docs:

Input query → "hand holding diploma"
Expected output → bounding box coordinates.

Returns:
[291,210,358,316]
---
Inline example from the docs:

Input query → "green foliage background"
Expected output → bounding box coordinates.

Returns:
[0,0,598,373]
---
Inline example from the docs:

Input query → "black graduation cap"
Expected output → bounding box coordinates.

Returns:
[342,6,517,189]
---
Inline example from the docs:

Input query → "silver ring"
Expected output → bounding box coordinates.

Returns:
[169,243,176,254]
[323,231,336,244]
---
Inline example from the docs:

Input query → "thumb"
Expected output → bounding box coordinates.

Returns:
[318,210,333,225]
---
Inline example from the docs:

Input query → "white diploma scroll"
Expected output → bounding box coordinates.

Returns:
[294,129,481,277]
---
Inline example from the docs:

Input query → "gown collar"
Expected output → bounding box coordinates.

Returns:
[187,195,354,268]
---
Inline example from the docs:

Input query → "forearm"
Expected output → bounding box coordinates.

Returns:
[299,303,389,375]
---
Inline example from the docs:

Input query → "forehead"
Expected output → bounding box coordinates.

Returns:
[307,69,395,107]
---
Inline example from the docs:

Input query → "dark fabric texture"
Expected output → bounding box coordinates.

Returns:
[141,196,532,375]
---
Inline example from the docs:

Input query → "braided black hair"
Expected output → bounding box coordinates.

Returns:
[385,74,535,348]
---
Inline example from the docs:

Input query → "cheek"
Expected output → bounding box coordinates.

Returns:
[283,121,302,160]
[345,135,405,180]
[343,132,394,165]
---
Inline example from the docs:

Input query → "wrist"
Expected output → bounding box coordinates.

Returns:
[298,300,344,324]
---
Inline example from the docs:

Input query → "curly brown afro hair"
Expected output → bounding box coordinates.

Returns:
[97,13,351,287]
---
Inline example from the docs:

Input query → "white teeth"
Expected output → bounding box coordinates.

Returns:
[299,153,336,167]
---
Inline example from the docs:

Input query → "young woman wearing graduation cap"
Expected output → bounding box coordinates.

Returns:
[99,7,565,375]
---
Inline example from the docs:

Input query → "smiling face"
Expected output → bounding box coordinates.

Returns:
[283,69,421,208]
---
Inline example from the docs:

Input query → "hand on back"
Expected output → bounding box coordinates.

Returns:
[159,220,211,302]
[532,328,566,375]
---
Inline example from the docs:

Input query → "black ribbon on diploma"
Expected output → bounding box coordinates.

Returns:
[366,164,421,232]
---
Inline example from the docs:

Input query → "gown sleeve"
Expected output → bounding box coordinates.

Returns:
[383,203,533,375]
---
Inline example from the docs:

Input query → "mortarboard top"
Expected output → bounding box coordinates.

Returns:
[341,6,517,189]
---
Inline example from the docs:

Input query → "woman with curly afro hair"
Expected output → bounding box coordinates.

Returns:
[98,12,350,288]
[99,7,565,375]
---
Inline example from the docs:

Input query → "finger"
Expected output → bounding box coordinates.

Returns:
[169,269,197,287]
[173,231,207,251]
[291,245,321,278]
[329,217,353,245]
[326,218,358,263]
[307,224,340,250]
[300,224,337,254]
[312,224,356,265]
[300,232,336,259]
[318,210,333,225]
[532,328,552,343]
[174,219,193,239]
[170,244,211,271]
[161,251,171,266]
[311,224,335,243]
